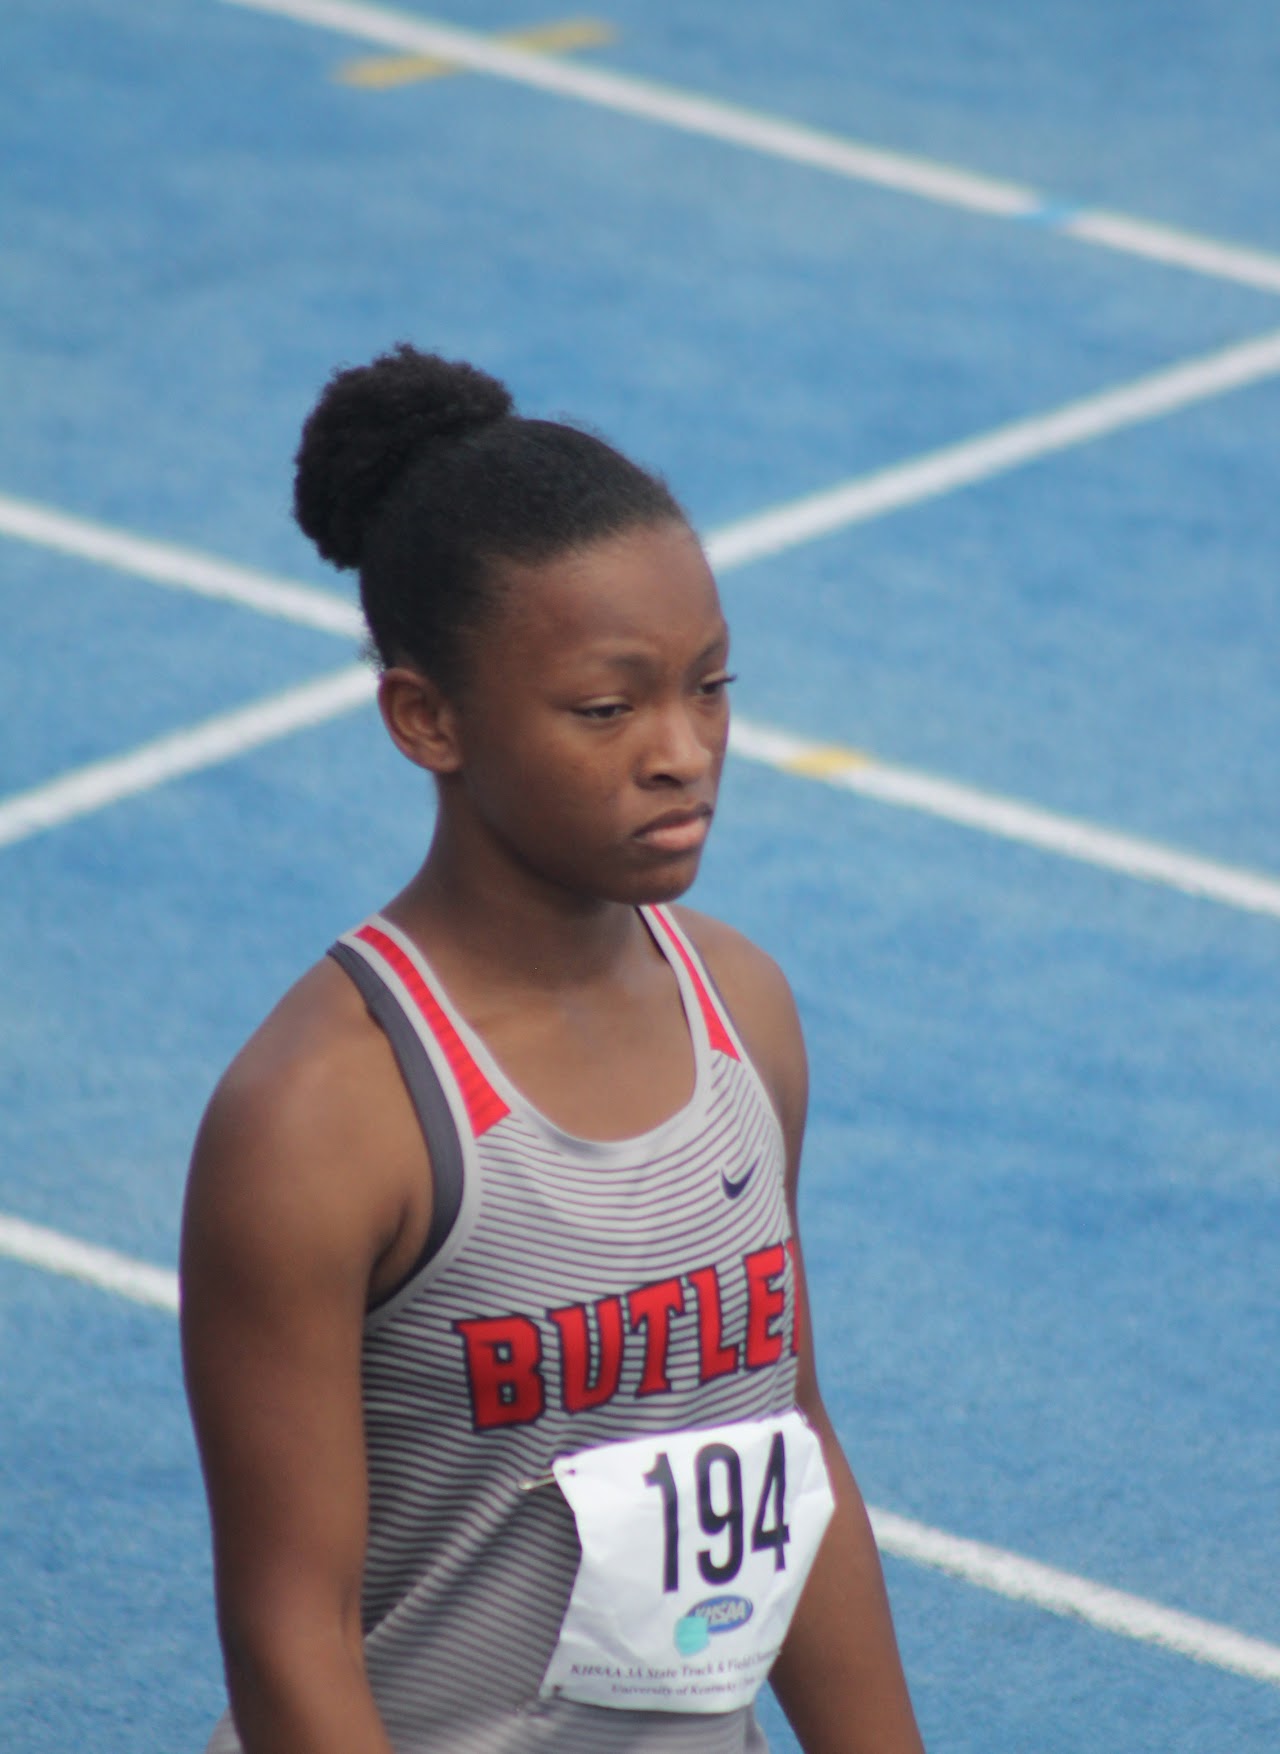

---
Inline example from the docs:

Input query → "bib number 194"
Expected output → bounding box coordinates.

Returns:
[541,1411,835,1715]
[643,1432,789,1592]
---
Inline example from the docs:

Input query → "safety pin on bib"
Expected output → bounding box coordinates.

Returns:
[517,1469,556,1492]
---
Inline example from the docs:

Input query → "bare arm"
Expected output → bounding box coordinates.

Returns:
[681,910,925,1754]
[770,1239,925,1754]
[180,963,428,1754]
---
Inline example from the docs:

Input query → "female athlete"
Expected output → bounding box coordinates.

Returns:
[180,345,925,1754]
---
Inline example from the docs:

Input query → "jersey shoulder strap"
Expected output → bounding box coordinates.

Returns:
[327,933,471,1304]
[645,904,741,1061]
[343,919,509,1136]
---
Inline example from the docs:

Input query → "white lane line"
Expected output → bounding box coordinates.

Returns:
[0,1212,179,1313]
[225,0,1037,217]
[2,1209,1276,1687]
[2,653,1275,921]
[7,325,1280,613]
[0,665,375,850]
[3,331,1280,891]
[1061,210,1280,297]
[728,720,1280,921]
[0,492,364,639]
[870,1507,1280,1687]
[220,0,1280,296]
[706,327,1280,569]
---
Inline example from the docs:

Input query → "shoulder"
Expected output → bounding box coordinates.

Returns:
[179,961,423,1662]
[671,906,808,1175]
[181,955,423,1313]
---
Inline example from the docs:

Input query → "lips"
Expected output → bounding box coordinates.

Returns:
[634,805,712,854]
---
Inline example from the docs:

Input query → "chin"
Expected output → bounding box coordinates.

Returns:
[621,854,704,907]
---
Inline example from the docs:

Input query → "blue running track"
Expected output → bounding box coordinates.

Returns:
[2,3,1278,1749]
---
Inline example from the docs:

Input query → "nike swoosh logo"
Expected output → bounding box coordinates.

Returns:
[721,1159,759,1200]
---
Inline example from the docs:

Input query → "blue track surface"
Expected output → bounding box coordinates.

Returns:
[2,3,1278,1750]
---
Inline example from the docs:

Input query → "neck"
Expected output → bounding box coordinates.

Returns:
[383,821,651,995]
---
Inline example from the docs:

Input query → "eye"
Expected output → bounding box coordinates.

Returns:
[573,700,631,722]
[697,671,737,699]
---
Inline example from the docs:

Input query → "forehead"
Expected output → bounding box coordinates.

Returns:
[494,522,727,664]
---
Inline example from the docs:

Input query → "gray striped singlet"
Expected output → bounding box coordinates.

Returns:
[206,905,800,1754]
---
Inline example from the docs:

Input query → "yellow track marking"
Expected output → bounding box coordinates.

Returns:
[338,17,615,88]
[780,743,873,779]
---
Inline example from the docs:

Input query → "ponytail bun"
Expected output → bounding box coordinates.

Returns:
[293,344,514,569]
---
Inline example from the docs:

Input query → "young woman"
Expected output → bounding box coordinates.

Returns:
[180,345,924,1754]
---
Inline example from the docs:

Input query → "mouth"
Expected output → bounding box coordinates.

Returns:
[633,804,713,855]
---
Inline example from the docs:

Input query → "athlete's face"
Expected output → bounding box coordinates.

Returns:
[449,520,732,905]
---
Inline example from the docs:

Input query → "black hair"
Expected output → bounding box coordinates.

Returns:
[293,344,686,690]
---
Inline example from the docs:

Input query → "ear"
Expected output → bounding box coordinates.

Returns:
[377,666,464,774]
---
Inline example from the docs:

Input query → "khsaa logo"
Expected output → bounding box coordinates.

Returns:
[673,1594,754,1656]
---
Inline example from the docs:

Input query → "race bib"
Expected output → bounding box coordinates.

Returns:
[539,1410,835,1713]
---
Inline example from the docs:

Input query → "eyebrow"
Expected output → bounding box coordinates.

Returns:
[586,633,731,675]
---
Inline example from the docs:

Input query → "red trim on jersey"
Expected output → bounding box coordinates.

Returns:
[355,923,510,1137]
[649,907,740,1059]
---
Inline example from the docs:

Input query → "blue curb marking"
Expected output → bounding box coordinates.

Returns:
[1018,199,1087,228]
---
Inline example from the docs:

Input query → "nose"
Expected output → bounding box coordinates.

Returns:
[641,700,720,788]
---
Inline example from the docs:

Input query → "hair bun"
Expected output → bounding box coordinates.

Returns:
[293,344,514,569]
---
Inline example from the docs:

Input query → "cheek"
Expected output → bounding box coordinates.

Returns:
[546,750,631,825]
[489,736,625,835]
